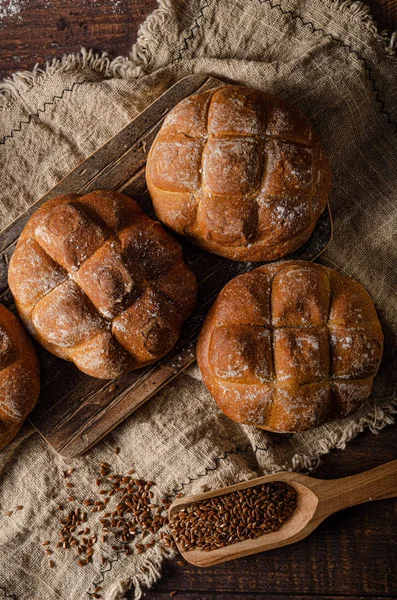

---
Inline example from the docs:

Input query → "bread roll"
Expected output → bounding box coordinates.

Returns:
[197,261,383,433]
[147,85,331,262]
[0,304,40,450]
[8,190,197,379]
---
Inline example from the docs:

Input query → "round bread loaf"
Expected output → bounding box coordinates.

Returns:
[197,261,383,433]
[0,304,40,450]
[8,190,197,379]
[146,85,331,262]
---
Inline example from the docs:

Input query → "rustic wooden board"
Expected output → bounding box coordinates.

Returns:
[0,74,333,457]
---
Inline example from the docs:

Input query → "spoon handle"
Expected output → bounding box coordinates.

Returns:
[319,459,397,515]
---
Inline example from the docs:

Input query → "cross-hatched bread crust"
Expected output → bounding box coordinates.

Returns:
[8,191,198,379]
[196,261,383,433]
[0,304,40,450]
[146,86,331,262]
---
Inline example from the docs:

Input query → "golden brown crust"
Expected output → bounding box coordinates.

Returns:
[196,261,383,433]
[8,190,198,379]
[146,86,331,262]
[0,304,40,450]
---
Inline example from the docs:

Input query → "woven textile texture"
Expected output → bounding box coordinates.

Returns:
[0,1,396,598]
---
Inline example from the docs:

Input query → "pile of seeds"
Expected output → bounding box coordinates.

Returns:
[169,481,297,552]
[37,458,179,592]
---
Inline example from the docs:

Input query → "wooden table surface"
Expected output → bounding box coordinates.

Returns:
[1,2,396,599]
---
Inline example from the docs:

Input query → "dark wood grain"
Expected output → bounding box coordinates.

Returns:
[146,597,395,600]
[0,0,157,81]
[140,423,397,599]
[0,0,395,81]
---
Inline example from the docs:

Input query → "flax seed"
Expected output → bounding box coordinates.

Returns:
[169,482,297,552]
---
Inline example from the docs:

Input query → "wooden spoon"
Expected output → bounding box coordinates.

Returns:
[168,459,397,567]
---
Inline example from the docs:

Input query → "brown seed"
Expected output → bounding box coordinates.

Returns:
[177,560,185,566]
[77,559,88,567]
[170,592,178,597]
[41,540,50,546]
[44,549,53,555]
[169,482,297,552]
[15,505,23,511]
[101,557,107,565]
[67,497,76,502]
[108,384,117,393]
[114,447,120,455]
[96,478,101,486]
[49,560,55,568]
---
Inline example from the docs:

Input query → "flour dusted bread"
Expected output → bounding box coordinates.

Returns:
[8,191,197,379]
[0,304,40,450]
[146,85,331,262]
[197,261,383,433]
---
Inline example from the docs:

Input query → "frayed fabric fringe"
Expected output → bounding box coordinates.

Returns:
[289,395,397,473]
[332,0,396,55]
[0,0,172,107]
[103,546,175,600]
[1,0,396,107]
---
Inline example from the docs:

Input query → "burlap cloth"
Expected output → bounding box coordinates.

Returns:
[0,1,396,598]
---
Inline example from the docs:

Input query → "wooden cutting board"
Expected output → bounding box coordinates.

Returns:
[0,74,333,458]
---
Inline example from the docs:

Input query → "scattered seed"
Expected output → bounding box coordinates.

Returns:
[66,483,74,488]
[114,447,120,455]
[49,560,55,568]
[15,505,23,511]
[170,592,178,597]
[177,560,185,567]
[5,511,13,517]
[77,559,88,567]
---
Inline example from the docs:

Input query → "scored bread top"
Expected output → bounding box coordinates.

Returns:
[146,85,331,262]
[197,261,383,433]
[8,191,198,379]
[0,304,40,450]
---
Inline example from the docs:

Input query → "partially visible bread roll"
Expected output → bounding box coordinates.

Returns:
[8,190,197,379]
[197,261,383,433]
[0,304,40,450]
[147,85,331,262]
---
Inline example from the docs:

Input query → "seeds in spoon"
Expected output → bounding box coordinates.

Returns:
[169,481,297,552]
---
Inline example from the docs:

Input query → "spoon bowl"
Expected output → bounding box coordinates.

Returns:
[168,460,397,567]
